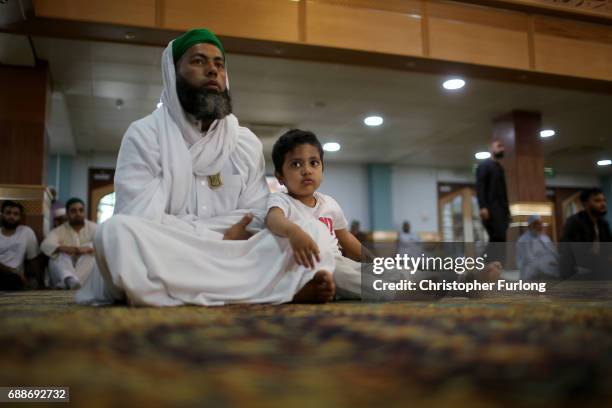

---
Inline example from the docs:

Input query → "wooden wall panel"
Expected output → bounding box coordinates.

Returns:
[33,0,156,28]
[310,0,422,14]
[428,1,531,69]
[534,36,612,81]
[0,122,46,185]
[429,19,530,69]
[26,0,612,85]
[162,0,300,43]
[487,0,612,21]
[0,65,48,186]
[306,0,423,56]
[533,16,612,81]
[0,66,47,123]
[493,111,545,204]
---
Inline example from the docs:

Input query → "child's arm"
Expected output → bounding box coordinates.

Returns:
[336,229,375,262]
[336,229,362,262]
[266,207,321,269]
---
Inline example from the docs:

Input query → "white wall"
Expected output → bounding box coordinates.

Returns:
[436,168,473,184]
[70,153,117,208]
[318,163,370,231]
[392,166,438,234]
[67,153,601,232]
[390,165,600,235]
[545,173,600,188]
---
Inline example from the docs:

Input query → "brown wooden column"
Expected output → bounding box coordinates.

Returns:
[0,64,52,240]
[493,110,556,241]
[493,110,545,203]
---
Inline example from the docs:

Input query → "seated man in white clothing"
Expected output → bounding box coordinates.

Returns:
[516,214,559,281]
[41,198,96,290]
[0,201,40,290]
[77,29,337,306]
[397,220,421,258]
[266,129,367,302]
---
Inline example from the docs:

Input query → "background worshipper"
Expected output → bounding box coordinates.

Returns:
[53,207,67,228]
[49,187,65,228]
[476,139,510,263]
[560,187,612,279]
[266,129,369,301]
[350,220,366,244]
[41,198,97,290]
[0,201,40,290]
[76,29,337,306]
[397,220,421,257]
[516,215,559,281]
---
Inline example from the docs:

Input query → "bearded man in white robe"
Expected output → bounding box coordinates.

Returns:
[76,29,337,306]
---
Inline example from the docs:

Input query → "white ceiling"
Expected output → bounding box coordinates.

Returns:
[26,36,612,175]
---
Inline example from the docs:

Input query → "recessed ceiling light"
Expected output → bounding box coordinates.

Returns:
[364,116,383,126]
[323,142,341,152]
[475,151,491,160]
[597,159,611,166]
[442,78,466,90]
[540,129,555,138]
[124,32,135,40]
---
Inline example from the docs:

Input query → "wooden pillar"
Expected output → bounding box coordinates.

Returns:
[0,64,51,240]
[493,110,555,241]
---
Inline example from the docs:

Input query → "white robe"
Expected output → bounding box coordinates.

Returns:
[41,221,97,287]
[76,42,336,307]
[48,252,95,289]
[516,231,560,280]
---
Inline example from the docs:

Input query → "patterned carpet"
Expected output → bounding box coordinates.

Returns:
[1,290,611,407]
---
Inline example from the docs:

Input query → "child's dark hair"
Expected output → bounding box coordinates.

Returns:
[272,129,324,174]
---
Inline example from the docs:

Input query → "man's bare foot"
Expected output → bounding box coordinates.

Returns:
[292,270,335,303]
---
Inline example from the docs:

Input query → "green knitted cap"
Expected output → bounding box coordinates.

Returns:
[172,28,225,63]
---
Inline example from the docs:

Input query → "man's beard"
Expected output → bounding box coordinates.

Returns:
[69,218,85,227]
[0,218,18,230]
[176,73,232,122]
[596,208,607,217]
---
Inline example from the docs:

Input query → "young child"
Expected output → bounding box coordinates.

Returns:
[266,129,365,302]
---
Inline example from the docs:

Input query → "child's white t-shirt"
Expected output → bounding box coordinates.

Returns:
[267,192,348,253]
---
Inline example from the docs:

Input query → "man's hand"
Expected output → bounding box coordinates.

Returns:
[479,208,490,221]
[78,247,95,255]
[287,226,320,269]
[57,246,79,256]
[223,213,254,240]
[0,261,19,275]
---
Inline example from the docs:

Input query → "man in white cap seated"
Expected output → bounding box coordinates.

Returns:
[516,215,559,281]
[53,207,67,228]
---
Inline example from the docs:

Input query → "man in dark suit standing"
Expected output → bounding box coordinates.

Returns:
[476,140,511,262]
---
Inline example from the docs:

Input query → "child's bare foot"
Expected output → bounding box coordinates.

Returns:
[292,270,335,303]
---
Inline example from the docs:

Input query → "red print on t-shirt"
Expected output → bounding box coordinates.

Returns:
[318,217,334,235]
